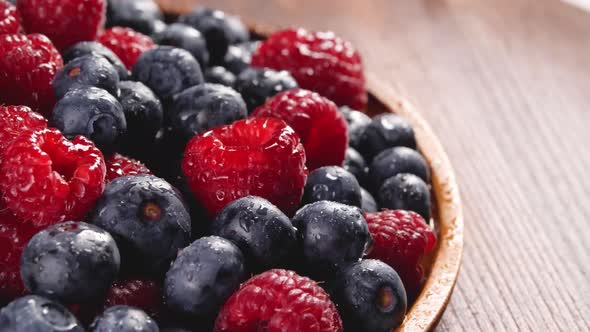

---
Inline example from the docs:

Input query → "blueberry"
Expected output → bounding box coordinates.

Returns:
[63,41,130,79]
[378,173,431,220]
[303,166,362,207]
[339,106,371,150]
[132,46,204,103]
[20,222,120,303]
[222,43,258,75]
[117,81,163,146]
[51,87,126,153]
[164,236,245,319]
[106,0,164,35]
[0,295,84,332]
[90,305,158,332]
[178,8,248,62]
[369,146,430,192]
[235,67,298,112]
[291,201,371,276]
[358,114,417,161]
[361,188,378,212]
[204,66,236,87]
[212,196,297,269]
[343,147,368,187]
[170,83,247,141]
[329,259,407,332]
[88,175,191,274]
[152,23,209,69]
[53,54,120,99]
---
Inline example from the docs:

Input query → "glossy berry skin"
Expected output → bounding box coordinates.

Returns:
[170,83,247,141]
[358,114,417,161]
[106,0,164,35]
[132,46,204,103]
[212,196,297,270]
[378,173,431,221]
[339,106,371,150]
[205,66,236,87]
[21,221,120,303]
[178,7,248,62]
[235,67,298,112]
[252,89,347,170]
[360,188,378,213]
[88,174,191,273]
[0,295,84,332]
[364,210,436,298]
[0,128,106,226]
[0,34,63,116]
[105,153,152,182]
[90,305,158,332]
[164,236,246,320]
[0,0,19,34]
[291,201,371,276]
[329,259,407,332]
[99,27,156,69]
[343,147,368,187]
[153,23,209,68]
[63,41,130,80]
[252,28,366,109]
[0,105,47,158]
[222,42,259,75]
[182,117,307,217]
[53,54,120,99]
[51,87,127,153]
[369,146,430,192]
[102,279,162,321]
[215,269,342,332]
[117,80,163,145]
[303,166,362,207]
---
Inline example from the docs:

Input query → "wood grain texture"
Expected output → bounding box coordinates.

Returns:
[160,0,590,330]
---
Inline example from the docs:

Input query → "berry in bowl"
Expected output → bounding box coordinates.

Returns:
[0,0,463,331]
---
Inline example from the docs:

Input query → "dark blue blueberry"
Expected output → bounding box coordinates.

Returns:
[204,66,236,87]
[339,106,371,150]
[63,41,130,79]
[303,166,362,207]
[212,196,297,270]
[0,295,84,332]
[358,114,417,161]
[291,201,371,276]
[378,173,431,220]
[164,236,245,319]
[117,81,163,146]
[88,175,191,274]
[222,42,259,75]
[90,305,158,332]
[235,67,298,112]
[178,8,248,63]
[369,146,430,192]
[51,87,126,153]
[343,147,369,187]
[20,222,120,303]
[52,54,120,99]
[106,0,164,35]
[361,188,378,212]
[329,259,407,332]
[132,46,204,103]
[152,23,209,69]
[170,83,247,141]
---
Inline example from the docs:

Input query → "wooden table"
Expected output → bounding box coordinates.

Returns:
[161,0,590,330]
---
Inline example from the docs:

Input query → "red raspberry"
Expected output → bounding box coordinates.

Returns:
[105,153,152,182]
[251,28,367,110]
[0,0,20,34]
[0,128,106,227]
[215,269,342,332]
[98,27,155,69]
[182,117,307,217]
[364,209,437,297]
[252,89,348,170]
[102,279,162,319]
[0,105,47,159]
[0,34,63,116]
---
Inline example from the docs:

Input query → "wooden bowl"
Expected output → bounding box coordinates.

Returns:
[156,4,464,331]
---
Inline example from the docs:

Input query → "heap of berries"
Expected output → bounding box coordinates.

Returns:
[0,0,437,331]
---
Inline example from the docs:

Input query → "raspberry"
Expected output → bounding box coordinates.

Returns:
[364,209,436,297]
[0,105,47,159]
[215,269,342,332]
[105,153,152,182]
[182,117,307,217]
[0,0,20,34]
[0,128,106,226]
[102,279,162,320]
[17,0,106,50]
[0,34,63,116]
[98,27,155,69]
[252,89,348,170]
[251,28,367,110]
